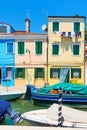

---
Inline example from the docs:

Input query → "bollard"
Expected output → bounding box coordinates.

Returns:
[58,87,64,127]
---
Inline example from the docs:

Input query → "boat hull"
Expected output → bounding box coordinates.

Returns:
[32,93,87,106]
[21,104,87,128]
[0,91,25,101]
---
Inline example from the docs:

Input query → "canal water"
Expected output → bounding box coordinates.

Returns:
[10,99,87,126]
[10,99,48,126]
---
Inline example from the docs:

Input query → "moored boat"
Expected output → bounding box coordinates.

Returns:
[21,103,87,128]
[31,83,87,106]
[0,91,25,101]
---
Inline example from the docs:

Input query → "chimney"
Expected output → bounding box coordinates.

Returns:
[25,18,30,33]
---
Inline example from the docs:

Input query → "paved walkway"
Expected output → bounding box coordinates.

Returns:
[0,126,86,130]
[0,85,26,92]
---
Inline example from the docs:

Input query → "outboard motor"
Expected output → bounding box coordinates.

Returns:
[0,100,22,125]
[24,84,35,100]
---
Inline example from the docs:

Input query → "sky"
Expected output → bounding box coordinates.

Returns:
[0,0,87,33]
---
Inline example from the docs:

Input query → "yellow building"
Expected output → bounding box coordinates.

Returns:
[47,16,86,85]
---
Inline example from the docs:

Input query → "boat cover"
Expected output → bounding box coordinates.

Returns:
[36,83,87,95]
[0,100,10,117]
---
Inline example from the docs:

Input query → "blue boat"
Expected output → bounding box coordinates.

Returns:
[31,83,87,106]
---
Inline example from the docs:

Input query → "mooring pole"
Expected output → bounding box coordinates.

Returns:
[58,87,63,127]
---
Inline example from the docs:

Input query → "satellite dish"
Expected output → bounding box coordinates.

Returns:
[41,24,47,31]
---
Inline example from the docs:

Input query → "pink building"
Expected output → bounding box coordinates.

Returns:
[14,19,47,88]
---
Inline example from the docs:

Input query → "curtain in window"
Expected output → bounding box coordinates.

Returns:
[71,68,81,78]
[50,68,60,78]
[15,68,25,78]
[35,68,44,78]
[6,67,12,78]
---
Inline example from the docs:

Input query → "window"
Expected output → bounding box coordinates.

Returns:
[18,42,24,54]
[74,22,80,32]
[71,68,81,78]
[50,68,60,78]
[0,26,7,33]
[6,67,12,78]
[52,44,59,55]
[35,68,44,78]
[72,44,80,55]
[15,68,25,78]
[35,41,42,54]
[7,43,13,53]
[53,22,59,32]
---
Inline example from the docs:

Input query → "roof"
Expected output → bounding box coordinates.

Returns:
[0,21,15,31]
[48,16,86,19]
[12,31,46,35]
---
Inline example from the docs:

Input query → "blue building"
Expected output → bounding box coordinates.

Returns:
[0,22,15,87]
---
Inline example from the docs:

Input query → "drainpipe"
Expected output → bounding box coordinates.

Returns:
[45,35,49,87]
[26,49,31,84]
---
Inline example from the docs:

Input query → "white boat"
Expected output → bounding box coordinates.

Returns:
[0,91,25,101]
[21,103,87,128]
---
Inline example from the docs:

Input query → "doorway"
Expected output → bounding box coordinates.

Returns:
[60,68,69,83]
[0,68,2,84]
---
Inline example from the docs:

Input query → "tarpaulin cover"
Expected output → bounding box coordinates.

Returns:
[0,100,10,117]
[36,83,87,95]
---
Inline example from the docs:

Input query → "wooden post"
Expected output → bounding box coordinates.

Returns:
[58,87,64,127]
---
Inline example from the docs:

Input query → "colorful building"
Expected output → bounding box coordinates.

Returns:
[0,20,47,88]
[47,16,86,85]
[0,16,86,88]
[14,19,47,87]
[0,22,15,87]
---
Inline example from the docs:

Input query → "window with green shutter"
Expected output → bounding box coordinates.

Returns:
[35,68,44,78]
[71,68,81,78]
[73,44,80,55]
[18,42,24,54]
[52,44,59,55]
[35,41,42,54]
[74,22,80,32]
[50,68,60,78]
[53,22,59,32]
[15,68,25,78]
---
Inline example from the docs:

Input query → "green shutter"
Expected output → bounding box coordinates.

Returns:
[35,68,38,78]
[52,45,59,55]
[53,22,59,32]
[15,68,18,78]
[79,68,81,78]
[22,68,25,78]
[18,42,21,54]
[21,42,24,54]
[74,22,80,32]
[42,68,45,78]
[58,69,60,78]
[35,42,38,54]
[50,68,53,78]
[73,45,79,55]
[39,42,42,54]
[71,69,74,78]
[35,41,42,54]
[18,42,24,54]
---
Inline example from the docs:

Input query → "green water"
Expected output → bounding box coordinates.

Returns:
[10,99,48,126]
[9,99,87,126]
